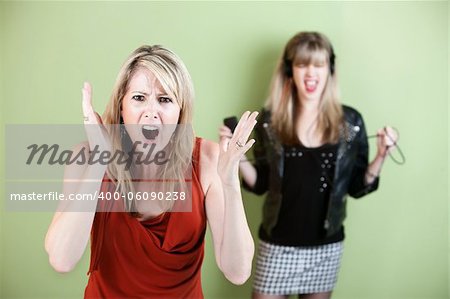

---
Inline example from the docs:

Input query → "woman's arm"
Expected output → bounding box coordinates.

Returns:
[205,111,258,284]
[45,152,105,272]
[238,159,258,188]
[44,83,108,273]
[347,108,398,197]
[365,126,398,184]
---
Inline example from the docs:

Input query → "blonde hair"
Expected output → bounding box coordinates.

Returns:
[103,45,195,215]
[266,32,343,145]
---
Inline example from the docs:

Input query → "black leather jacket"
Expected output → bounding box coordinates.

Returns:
[244,105,379,237]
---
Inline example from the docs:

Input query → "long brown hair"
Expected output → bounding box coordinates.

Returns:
[266,32,343,145]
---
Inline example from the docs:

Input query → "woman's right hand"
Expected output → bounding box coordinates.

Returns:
[81,82,112,153]
[44,82,110,273]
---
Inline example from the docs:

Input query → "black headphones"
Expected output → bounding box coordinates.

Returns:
[283,45,336,77]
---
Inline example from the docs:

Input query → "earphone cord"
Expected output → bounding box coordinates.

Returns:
[367,127,405,165]
[241,128,405,165]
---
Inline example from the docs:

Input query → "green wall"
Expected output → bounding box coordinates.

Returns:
[1,1,448,298]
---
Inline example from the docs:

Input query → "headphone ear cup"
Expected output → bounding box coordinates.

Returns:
[329,46,336,75]
[283,58,292,77]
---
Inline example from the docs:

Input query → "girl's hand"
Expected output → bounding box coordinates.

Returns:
[376,126,398,159]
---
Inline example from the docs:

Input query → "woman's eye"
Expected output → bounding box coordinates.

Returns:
[159,97,173,103]
[132,95,145,102]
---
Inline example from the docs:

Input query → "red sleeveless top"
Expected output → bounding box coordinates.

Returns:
[85,138,206,298]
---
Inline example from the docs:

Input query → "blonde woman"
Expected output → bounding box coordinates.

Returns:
[45,45,256,298]
[220,32,397,299]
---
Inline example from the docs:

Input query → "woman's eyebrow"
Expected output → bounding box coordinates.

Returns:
[131,91,149,96]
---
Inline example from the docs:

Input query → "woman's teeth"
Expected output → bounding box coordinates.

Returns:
[305,80,318,92]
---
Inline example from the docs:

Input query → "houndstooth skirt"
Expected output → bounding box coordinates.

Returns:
[253,240,344,295]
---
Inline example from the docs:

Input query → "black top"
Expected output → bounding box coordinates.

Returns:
[247,107,379,239]
[260,142,344,246]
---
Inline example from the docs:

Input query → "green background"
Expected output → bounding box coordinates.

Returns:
[1,1,448,298]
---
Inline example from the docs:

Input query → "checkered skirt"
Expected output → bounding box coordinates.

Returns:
[253,240,344,295]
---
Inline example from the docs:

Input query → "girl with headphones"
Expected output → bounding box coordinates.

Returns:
[220,31,398,299]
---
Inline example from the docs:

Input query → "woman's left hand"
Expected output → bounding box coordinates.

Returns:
[376,126,398,158]
[218,111,258,186]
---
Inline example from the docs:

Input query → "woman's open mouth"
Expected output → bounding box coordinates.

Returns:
[142,125,159,140]
[305,79,319,93]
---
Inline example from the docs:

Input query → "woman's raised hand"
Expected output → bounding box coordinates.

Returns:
[218,111,258,185]
[81,82,111,153]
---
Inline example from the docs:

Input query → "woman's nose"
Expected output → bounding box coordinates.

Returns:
[143,101,159,119]
[305,64,315,75]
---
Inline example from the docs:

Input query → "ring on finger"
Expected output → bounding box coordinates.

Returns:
[236,140,244,148]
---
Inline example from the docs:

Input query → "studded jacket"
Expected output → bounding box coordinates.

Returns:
[244,105,379,237]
